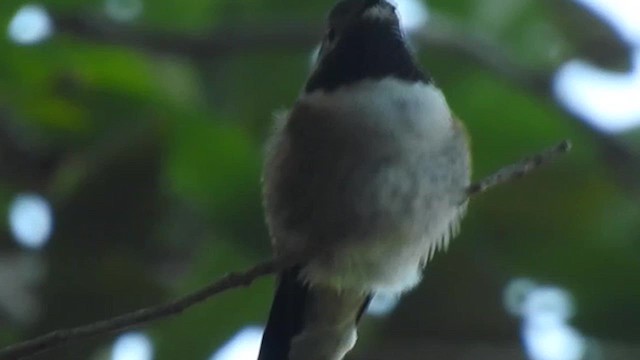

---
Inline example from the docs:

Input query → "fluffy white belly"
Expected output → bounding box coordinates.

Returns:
[264,78,471,294]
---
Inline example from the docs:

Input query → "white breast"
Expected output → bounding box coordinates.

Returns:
[302,78,452,144]
[290,78,469,294]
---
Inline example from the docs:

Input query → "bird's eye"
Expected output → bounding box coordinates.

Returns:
[327,28,336,42]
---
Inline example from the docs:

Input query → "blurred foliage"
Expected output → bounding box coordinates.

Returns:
[1,0,639,359]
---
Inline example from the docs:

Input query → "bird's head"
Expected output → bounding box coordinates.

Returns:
[306,0,428,93]
[318,0,400,61]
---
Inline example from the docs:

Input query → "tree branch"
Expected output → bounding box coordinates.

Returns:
[466,140,572,197]
[415,15,552,94]
[0,258,284,360]
[0,140,571,360]
[45,10,640,200]
[52,13,322,58]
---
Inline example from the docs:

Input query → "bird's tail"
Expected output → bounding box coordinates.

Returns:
[258,267,372,360]
[258,266,308,360]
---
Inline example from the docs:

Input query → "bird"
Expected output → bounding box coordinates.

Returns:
[258,0,471,359]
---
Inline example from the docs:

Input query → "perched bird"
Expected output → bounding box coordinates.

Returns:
[258,0,471,359]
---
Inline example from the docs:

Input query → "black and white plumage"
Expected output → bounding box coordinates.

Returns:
[258,1,471,359]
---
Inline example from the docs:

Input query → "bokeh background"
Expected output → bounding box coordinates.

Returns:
[1,0,640,359]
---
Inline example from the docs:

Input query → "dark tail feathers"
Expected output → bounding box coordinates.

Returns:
[258,267,308,360]
[257,267,373,360]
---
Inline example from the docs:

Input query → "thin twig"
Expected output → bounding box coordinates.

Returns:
[0,142,571,360]
[0,258,287,360]
[52,13,322,58]
[466,140,572,197]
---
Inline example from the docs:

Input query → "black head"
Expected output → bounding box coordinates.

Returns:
[305,0,429,93]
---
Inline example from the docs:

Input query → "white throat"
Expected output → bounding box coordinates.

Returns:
[363,5,396,21]
[301,77,453,142]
